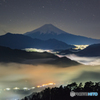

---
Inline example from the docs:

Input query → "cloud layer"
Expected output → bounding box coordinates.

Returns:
[0,56,100,99]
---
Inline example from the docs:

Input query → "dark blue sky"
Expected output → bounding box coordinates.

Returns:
[0,0,100,39]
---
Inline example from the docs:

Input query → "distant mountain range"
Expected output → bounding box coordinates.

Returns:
[0,24,100,57]
[0,33,74,50]
[59,43,100,57]
[0,46,57,63]
[0,46,80,67]
[77,43,100,57]
[25,24,100,45]
[59,48,79,55]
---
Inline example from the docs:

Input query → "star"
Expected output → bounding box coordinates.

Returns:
[10,19,12,22]
[42,6,45,8]
[93,14,96,17]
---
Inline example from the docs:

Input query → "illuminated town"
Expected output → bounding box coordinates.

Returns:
[37,82,56,88]
[24,45,89,53]
[0,82,56,93]
[74,45,89,50]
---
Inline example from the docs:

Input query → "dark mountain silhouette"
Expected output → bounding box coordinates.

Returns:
[77,43,100,57]
[0,33,74,50]
[0,46,58,63]
[58,48,80,55]
[24,24,100,45]
[0,46,80,67]
[58,43,100,57]
[0,33,40,49]
[46,57,80,67]
[42,39,75,50]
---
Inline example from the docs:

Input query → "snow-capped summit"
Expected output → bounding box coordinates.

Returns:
[24,24,100,45]
[26,24,66,35]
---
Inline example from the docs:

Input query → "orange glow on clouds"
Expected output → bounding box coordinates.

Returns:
[37,82,56,88]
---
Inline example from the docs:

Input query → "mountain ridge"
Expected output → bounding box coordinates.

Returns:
[0,45,80,67]
[25,24,66,35]
[0,33,74,50]
[59,43,100,57]
[24,24,100,45]
[0,45,58,63]
[77,43,100,57]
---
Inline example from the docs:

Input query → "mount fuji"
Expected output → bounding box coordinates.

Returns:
[24,24,100,45]
[26,24,66,35]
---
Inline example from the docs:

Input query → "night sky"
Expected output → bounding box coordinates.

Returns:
[0,0,100,39]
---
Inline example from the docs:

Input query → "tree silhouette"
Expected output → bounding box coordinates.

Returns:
[21,81,100,100]
[83,81,94,91]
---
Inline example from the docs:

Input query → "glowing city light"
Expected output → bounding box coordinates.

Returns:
[24,48,52,53]
[74,45,89,50]
[48,83,56,85]
[31,87,35,89]
[6,88,11,90]
[37,82,56,88]
[23,87,28,90]
[13,87,20,90]
[37,85,41,88]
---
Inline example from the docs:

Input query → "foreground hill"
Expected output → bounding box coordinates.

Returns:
[24,24,100,45]
[0,33,74,50]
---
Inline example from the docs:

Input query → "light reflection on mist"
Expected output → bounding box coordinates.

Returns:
[0,62,100,87]
[58,54,100,65]
[0,60,100,99]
